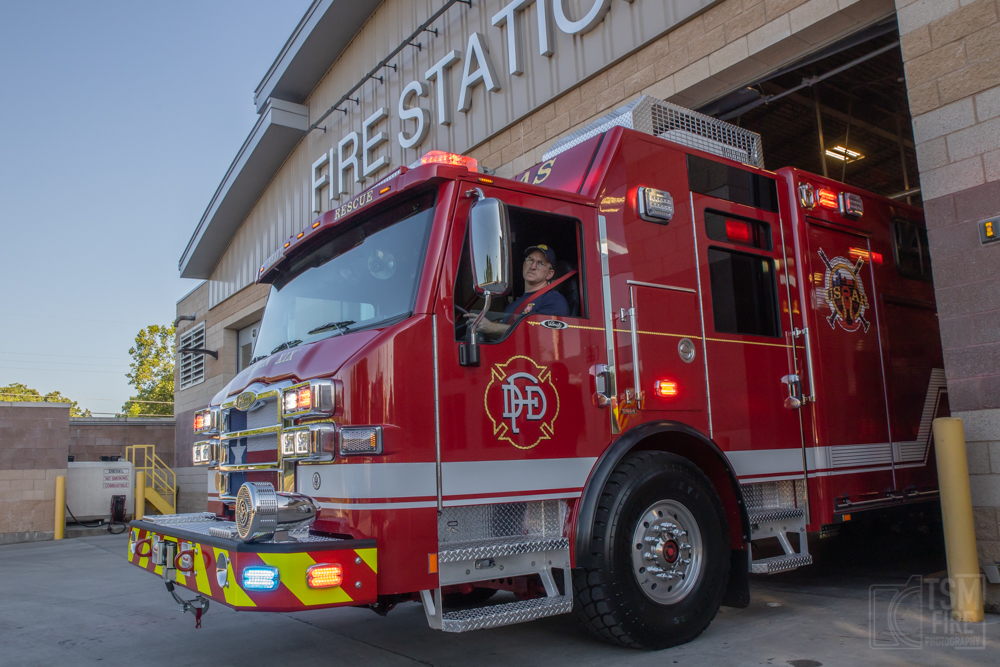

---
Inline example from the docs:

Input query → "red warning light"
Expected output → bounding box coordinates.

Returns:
[654,380,679,397]
[817,189,839,210]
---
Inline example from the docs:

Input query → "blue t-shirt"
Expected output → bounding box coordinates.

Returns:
[501,288,570,322]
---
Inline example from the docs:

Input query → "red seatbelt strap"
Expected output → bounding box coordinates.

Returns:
[513,270,578,316]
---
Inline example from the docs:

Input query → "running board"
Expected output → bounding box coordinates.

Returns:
[422,537,573,633]
[749,506,812,575]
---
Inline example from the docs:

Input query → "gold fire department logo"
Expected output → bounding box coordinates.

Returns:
[235,391,256,411]
[484,355,559,450]
[819,248,870,333]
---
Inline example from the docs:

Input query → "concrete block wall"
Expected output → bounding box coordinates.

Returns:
[0,402,70,544]
[68,417,175,464]
[175,467,209,515]
[895,0,1000,610]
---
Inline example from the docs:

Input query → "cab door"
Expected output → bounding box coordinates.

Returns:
[433,183,608,511]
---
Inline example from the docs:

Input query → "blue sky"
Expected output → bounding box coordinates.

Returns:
[0,1,311,416]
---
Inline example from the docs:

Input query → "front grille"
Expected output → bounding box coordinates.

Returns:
[222,396,281,467]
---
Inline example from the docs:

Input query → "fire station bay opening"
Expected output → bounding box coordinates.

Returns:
[699,18,919,207]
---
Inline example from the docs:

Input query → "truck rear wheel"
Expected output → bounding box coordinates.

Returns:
[574,451,730,649]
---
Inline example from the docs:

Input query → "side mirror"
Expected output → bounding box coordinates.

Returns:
[468,195,512,296]
[461,191,512,367]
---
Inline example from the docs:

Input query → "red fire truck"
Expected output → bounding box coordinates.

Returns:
[129,97,945,648]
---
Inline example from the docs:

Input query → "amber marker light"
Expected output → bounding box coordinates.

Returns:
[478,176,493,184]
[312,221,321,229]
[817,189,839,210]
[307,563,343,589]
[284,242,291,248]
[379,186,391,194]
[654,380,679,397]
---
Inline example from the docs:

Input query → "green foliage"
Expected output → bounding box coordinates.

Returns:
[122,324,175,416]
[0,382,92,417]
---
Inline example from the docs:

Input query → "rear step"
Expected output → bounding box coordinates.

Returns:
[749,506,812,575]
[751,553,814,574]
[422,537,572,633]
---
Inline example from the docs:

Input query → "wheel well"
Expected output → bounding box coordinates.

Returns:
[574,422,749,569]
[632,431,748,551]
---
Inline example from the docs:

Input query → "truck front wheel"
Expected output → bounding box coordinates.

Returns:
[574,451,730,649]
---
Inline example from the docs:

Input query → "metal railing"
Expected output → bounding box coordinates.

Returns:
[126,444,176,514]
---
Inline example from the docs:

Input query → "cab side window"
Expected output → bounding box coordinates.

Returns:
[453,205,586,341]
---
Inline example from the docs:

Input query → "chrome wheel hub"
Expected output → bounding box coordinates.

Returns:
[630,499,703,604]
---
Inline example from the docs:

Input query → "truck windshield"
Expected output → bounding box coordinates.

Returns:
[253,190,436,360]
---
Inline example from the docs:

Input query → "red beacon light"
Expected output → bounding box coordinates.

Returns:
[654,380,679,397]
[420,150,478,172]
[816,188,839,210]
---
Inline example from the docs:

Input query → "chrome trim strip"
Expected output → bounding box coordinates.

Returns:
[625,279,696,293]
[218,464,281,472]
[689,193,713,438]
[222,425,281,440]
[598,215,619,435]
[433,313,443,513]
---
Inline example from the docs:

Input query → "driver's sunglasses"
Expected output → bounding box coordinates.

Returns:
[524,257,551,269]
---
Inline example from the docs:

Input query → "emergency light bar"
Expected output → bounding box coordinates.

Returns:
[418,150,478,172]
[800,183,864,220]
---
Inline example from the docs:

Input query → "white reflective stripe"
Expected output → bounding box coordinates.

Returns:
[441,458,598,496]
[443,491,582,507]
[727,443,929,479]
[301,458,598,500]
[306,462,437,499]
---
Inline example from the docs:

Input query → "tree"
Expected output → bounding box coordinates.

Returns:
[122,324,175,416]
[0,382,92,416]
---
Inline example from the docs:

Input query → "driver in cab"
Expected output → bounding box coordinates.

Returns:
[467,244,569,339]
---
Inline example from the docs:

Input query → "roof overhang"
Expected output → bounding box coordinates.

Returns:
[253,0,383,113]
[179,0,383,279]
[179,99,308,278]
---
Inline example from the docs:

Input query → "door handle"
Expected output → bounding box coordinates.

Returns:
[781,374,803,410]
[594,364,613,407]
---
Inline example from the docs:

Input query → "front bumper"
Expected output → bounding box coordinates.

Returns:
[127,514,377,612]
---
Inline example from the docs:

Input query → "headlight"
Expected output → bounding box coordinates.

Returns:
[339,426,383,456]
[280,424,336,460]
[194,407,221,434]
[192,441,213,465]
[281,380,335,418]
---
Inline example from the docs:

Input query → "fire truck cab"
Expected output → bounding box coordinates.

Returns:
[129,97,944,649]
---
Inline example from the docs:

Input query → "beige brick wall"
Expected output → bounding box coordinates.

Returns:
[469,0,896,178]
[174,280,268,468]
[0,402,70,544]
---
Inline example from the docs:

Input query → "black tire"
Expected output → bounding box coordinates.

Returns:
[573,450,730,649]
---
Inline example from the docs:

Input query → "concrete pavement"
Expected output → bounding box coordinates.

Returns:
[1,517,998,666]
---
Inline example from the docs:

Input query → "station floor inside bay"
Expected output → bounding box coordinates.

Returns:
[3,512,998,666]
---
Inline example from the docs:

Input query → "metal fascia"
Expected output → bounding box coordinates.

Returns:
[178,99,308,279]
[253,0,383,113]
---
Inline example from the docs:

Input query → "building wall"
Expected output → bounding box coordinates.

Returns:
[205,0,895,309]
[895,0,1000,610]
[68,418,175,463]
[0,402,69,544]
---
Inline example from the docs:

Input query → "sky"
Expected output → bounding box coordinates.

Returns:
[0,1,312,417]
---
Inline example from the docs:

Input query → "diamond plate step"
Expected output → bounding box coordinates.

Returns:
[441,595,573,632]
[749,507,805,523]
[751,553,813,574]
[438,537,570,564]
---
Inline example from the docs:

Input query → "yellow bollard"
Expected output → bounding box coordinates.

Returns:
[932,417,984,623]
[54,476,66,540]
[135,471,146,521]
